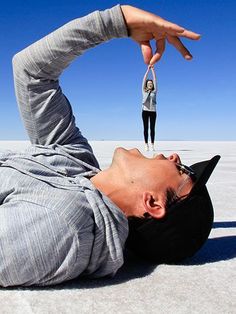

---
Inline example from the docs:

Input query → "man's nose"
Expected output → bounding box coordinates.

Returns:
[168,153,181,163]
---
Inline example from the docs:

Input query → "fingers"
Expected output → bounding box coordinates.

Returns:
[166,35,193,60]
[176,29,201,40]
[140,42,153,64]
[154,18,185,35]
[140,38,166,65]
[141,35,194,65]
[150,18,200,62]
[123,5,201,64]
[153,17,200,40]
[150,38,166,64]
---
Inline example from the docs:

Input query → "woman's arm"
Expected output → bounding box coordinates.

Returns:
[150,66,157,92]
[142,66,150,91]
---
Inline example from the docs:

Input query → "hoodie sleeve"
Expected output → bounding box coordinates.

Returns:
[12,5,128,147]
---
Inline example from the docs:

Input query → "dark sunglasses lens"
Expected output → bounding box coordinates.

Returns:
[178,164,196,181]
[185,165,196,181]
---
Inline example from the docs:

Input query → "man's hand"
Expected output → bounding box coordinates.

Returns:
[121,5,200,64]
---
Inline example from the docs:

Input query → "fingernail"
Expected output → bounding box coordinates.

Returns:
[185,55,192,60]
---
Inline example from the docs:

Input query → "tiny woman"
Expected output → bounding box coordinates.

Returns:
[142,65,157,151]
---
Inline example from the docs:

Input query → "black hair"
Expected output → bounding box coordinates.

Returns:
[165,188,180,212]
[145,79,154,92]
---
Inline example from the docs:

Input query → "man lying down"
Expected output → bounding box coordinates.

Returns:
[0,4,220,286]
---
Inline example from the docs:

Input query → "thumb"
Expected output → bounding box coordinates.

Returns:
[140,41,153,65]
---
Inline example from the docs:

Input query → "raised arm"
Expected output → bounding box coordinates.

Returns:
[150,66,157,91]
[12,5,127,146]
[142,67,150,91]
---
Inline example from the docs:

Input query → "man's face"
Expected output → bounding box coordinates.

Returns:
[111,147,194,200]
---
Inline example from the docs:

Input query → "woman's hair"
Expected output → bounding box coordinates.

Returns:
[144,79,154,92]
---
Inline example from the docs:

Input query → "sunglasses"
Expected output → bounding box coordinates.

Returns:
[176,163,196,182]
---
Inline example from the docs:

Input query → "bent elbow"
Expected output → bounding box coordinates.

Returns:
[12,52,24,77]
[12,52,21,70]
[12,49,29,77]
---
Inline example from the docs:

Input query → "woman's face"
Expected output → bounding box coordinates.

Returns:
[146,80,154,90]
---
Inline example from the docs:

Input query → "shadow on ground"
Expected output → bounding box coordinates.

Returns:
[182,235,236,265]
[4,222,235,291]
[4,250,156,291]
[213,221,236,228]
[181,221,236,265]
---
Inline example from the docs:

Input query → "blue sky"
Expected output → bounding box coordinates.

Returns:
[1,0,235,141]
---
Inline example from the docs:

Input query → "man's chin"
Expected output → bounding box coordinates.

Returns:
[128,148,143,157]
[111,147,125,165]
[115,147,147,160]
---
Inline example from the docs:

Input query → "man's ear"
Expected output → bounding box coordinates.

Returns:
[142,191,166,219]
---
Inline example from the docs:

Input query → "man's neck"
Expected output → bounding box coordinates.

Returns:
[91,168,132,216]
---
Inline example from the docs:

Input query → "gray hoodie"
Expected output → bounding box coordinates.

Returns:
[0,5,128,287]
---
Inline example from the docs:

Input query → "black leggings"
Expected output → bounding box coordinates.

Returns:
[142,110,157,143]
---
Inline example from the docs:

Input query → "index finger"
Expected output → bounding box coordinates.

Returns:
[150,38,166,64]
[153,17,201,40]
[176,29,201,40]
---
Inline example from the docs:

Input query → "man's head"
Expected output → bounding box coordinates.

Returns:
[91,148,220,263]
[109,148,195,219]
[124,152,220,263]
